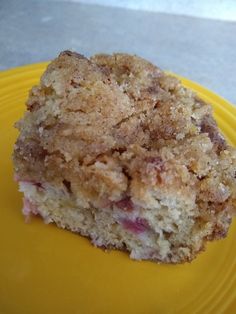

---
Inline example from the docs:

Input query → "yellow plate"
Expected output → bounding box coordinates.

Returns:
[0,63,236,314]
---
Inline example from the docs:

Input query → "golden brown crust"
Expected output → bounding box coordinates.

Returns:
[13,51,236,263]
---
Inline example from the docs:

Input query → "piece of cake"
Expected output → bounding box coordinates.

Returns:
[13,51,236,263]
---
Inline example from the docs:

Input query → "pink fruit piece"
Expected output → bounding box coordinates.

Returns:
[121,217,149,234]
[145,156,164,171]
[14,174,20,182]
[16,175,43,189]
[22,197,38,216]
[115,196,134,211]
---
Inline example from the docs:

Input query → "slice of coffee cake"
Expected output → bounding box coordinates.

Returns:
[13,51,236,263]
